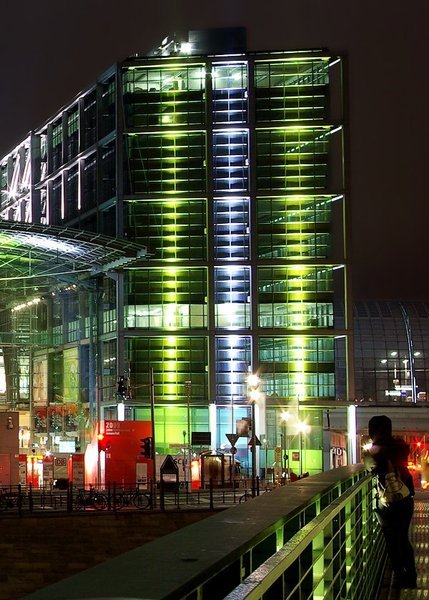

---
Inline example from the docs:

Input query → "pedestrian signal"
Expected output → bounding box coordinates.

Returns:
[140,437,153,458]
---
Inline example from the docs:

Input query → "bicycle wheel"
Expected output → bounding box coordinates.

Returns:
[92,493,108,510]
[239,492,251,504]
[113,493,126,510]
[73,496,85,510]
[133,491,149,510]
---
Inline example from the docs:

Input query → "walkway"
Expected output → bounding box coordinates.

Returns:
[379,491,429,600]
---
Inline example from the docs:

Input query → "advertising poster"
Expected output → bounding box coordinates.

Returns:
[63,347,79,403]
[103,420,153,485]
[33,357,48,407]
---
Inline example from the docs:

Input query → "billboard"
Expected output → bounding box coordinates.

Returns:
[103,420,153,485]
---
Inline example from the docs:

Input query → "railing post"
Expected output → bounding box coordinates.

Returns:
[160,479,165,511]
[107,481,112,511]
[256,476,260,496]
[112,481,116,511]
[17,484,23,515]
[67,482,73,512]
[28,483,33,512]
[209,478,214,510]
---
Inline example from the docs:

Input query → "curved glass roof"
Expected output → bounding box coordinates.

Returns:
[0,221,148,306]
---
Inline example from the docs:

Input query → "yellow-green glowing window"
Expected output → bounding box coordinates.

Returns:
[126,198,207,261]
[122,65,206,128]
[125,268,207,329]
[125,133,206,195]
[254,59,329,124]
[127,337,208,403]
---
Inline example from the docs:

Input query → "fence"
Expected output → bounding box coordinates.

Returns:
[0,478,273,514]
[22,465,386,600]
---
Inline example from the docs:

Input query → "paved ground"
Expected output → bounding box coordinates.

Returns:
[379,491,429,600]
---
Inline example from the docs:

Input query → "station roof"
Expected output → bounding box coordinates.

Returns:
[0,221,148,307]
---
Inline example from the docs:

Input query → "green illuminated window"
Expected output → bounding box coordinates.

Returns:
[125,268,207,329]
[257,195,332,259]
[134,406,209,453]
[128,337,208,403]
[123,65,205,128]
[127,198,206,261]
[125,132,206,195]
[256,128,329,191]
[254,59,329,123]
[259,336,335,399]
[258,266,334,328]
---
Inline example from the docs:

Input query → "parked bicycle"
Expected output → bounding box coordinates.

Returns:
[114,487,150,510]
[74,486,108,511]
[0,488,25,512]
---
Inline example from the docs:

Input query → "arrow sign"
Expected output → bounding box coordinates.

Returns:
[248,435,261,447]
[226,433,239,446]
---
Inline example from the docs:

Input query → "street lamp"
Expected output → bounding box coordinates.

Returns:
[247,373,262,497]
[184,380,192,484]
[280,410,291,482]
[296,420,311,477]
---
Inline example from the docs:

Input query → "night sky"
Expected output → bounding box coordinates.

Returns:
[1,0,428,300]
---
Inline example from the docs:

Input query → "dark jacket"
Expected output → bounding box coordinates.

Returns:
[364,436,415,496]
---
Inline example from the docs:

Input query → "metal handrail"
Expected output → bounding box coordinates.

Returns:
[21,466,386,600]
[224,473,385,599]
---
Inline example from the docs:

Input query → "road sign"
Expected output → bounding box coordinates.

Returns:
[248,435,261,447]
[274,446,282,461]
[231,447,238,455]
[226,433,239,446]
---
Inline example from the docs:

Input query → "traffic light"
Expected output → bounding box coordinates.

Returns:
[140,437,153,459]
[97,433,110,452]
[117,376,128,398]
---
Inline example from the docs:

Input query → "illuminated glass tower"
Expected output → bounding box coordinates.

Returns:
[0,29,350,472]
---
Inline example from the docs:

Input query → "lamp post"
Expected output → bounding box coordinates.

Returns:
[184,380,192,484]
[247,373,262,497]
[280,410,291,482]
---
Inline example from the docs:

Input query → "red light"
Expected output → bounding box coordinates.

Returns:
[97,433,110,452]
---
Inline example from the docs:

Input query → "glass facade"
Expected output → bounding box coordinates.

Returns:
[354,301,429,404]
[0,36,349,472]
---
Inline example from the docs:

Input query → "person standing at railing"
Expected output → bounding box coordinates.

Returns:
[364,415,417,590]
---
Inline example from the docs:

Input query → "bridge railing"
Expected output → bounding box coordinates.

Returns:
[23,465,386,600]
